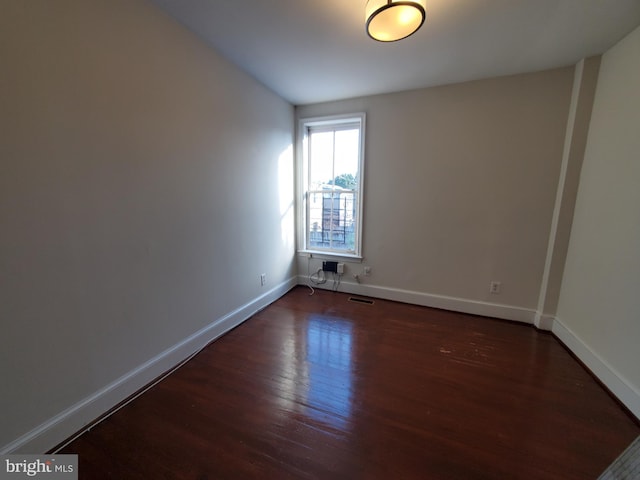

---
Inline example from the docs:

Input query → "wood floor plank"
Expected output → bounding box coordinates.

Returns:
[59,287,640,479]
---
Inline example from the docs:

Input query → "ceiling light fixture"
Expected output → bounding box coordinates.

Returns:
[366,0,426,42]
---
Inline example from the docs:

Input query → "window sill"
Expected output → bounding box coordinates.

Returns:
[297,250,363,262]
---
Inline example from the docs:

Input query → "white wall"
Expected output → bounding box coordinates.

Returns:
[0,0,295,452]
[297,69,574,321]
[535,57,601,330]
[555,25,640,418]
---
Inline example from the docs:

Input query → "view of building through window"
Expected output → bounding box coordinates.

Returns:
[304,119,363,255]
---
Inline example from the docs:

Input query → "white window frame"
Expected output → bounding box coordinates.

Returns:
[296,113,366,259]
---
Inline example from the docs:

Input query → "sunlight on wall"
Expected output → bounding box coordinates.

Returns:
[278,144,295,249]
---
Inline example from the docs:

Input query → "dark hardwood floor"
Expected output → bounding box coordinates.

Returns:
[60,286,639,479]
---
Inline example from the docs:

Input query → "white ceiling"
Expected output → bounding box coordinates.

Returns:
[150,0,640,105]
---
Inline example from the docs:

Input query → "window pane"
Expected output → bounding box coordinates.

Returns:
[309,128,360,191]
[309,131,334,190]
[333,129,359,189]
[308,191,356,252]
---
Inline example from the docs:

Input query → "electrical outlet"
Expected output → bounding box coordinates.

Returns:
[363,266,371,276]
[337,263,345,275]
[260,273,266,286]
[490,281,501,294]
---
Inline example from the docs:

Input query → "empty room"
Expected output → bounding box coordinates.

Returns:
[1,0,639,478]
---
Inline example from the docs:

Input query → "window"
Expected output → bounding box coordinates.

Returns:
[297,113,365,257]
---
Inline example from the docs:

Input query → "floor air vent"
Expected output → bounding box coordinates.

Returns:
[348,297,374,305]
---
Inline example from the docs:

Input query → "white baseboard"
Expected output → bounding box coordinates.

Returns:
[1,276,298,455]
[298,276,537,324]
[552,317,640,420]
[534,312,555,331]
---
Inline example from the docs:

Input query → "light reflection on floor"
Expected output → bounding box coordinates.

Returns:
[304,316,353,429]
